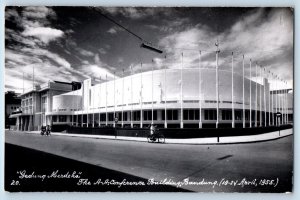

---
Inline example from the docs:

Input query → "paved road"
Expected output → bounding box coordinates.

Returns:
[5,130,293,192]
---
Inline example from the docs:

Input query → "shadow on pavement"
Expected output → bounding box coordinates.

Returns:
[5,143,190,192]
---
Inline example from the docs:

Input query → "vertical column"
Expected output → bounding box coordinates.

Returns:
[99,77,101,127]
[264,68,266,127]
[130,66,133,128]
[259,66,262,127]
[92,86,94,128]
[199,51,202,128]
[105,74,108,126]
[122,69,124,128]
[215,45,220,129]
[140,63,143,128]
[268,71,271,126]
[255,63,258,127]
[164,56,167,128]
[242,55,245,128]
[249,59,252,128]
[152,61,154,124]
[113,72,116,128]
[180,53,184,129]
[271,73,274,126]
[276,75,278,126]
[231,52,235,128]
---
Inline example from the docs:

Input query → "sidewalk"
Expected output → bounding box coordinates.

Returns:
[28,128,293,145]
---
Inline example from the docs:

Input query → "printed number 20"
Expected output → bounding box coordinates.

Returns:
[11,180,20,185]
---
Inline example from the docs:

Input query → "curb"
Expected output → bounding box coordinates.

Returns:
[27,128,293,145]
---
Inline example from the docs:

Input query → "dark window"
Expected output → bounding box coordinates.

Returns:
[59,115,67,122]
[108,113,114,121]
[235,110,242,120]
[133,111,140,121]
[222,110,232,120]
[100,113,106,121]
[204,110,217,120]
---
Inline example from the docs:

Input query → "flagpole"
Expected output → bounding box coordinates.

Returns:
[122,69,124,128]
[249,59,252,128]
[92,82,94,128]
[275,75,278,126]
[286,81,288,124]
[255,63,258,127]
[113,72,116,128]
[264,68,266,127]
[215,42,220,129]
[99,76,101,127]
[231,52,235,128]
[105,74,108,126]
[268,71,271,126]
[180,52,183,129]
[164,56,167,128]
[199,51,202,128]
[152,60,154,124]
[259,66,262,127]
[130,65,133,128]
[140,63,143,128]
[272,73,274,126]
[242,55,245,128]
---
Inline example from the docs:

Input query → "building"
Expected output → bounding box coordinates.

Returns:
[5,91,21,128]
[10,68,293,131]
[9,81,80,131]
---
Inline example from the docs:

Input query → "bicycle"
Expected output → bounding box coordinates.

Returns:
[147,129,165,143]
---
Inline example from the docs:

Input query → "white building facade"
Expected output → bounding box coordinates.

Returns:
[46,68,293,129]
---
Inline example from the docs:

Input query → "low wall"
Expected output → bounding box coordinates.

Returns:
[65,124,293,139]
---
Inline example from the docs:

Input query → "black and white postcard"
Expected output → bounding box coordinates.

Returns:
[4,7,294,192]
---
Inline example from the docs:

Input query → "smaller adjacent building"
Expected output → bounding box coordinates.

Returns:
[5,91,21,128]
[9,81,80,131]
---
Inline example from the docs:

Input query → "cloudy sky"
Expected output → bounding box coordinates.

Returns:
[5,7,293,93]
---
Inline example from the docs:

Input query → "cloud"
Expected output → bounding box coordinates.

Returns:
[158,8,293,88]
[22,6,56,19]
[77,48,94,57]
[107,27,117,34]
[22,27,64,44]
[102,7,172,19]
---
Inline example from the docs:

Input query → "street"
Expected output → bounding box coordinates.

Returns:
[5,130,293,192]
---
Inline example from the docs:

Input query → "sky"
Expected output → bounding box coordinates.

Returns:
[5,7,294,93]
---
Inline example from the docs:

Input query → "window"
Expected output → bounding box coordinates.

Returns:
[235,110,242,120]
[133,111,140,121]
[143,110,157,121]
[183,109,200,120]
[162,109,178,120]
[204,110,217,120]
[100,113,106,121]
[108,113,114,121]
[222,110,232,120]
[59,116,67,122]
